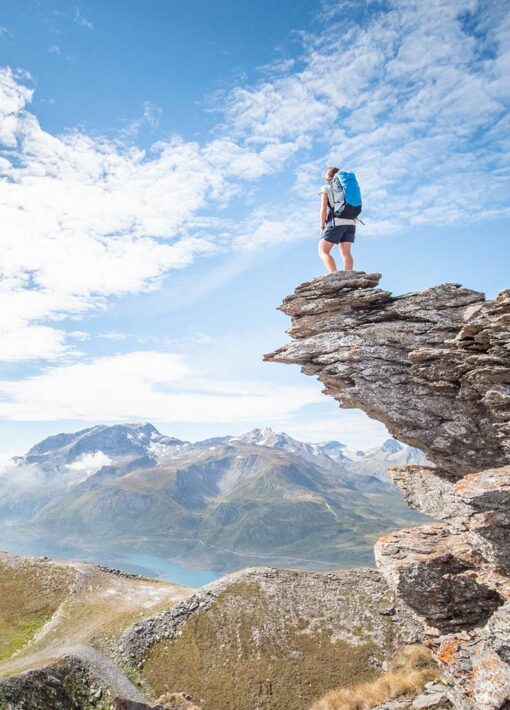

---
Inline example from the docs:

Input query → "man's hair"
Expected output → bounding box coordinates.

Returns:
[325,166,339,180]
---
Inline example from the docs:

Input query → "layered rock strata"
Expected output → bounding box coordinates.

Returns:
[265,272,510,709]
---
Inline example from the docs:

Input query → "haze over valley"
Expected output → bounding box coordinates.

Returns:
[0,422,428,579]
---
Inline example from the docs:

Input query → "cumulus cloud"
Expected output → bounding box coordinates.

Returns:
[0,350,323,423]
[224,0,510,236]
[0,67,290,362]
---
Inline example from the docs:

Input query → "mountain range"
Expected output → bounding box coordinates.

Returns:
[0,423,429,571]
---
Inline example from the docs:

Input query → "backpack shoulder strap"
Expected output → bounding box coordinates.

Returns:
[322,183,334,208]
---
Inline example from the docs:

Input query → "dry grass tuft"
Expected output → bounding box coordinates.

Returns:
[309,644,439,710]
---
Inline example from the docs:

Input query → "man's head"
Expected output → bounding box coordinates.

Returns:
[324,166,339,182]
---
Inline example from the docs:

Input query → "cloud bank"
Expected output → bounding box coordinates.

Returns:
[0,350,322,423]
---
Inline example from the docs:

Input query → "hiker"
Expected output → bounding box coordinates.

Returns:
[318,166,362,273]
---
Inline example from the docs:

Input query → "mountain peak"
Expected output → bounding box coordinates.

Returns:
[128,421,160,432]
[381,439,403,454]
[245,426,275,437]
[25,422,167,464]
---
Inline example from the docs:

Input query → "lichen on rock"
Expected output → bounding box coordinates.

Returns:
[266,271,510,710]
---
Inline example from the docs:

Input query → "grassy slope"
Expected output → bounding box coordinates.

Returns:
[139,570,408,710]
[310,645,440,710]
[0,552,190,679]
[0,556,75,661]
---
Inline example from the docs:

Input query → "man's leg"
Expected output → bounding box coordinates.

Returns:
[318,238,337,273]
[340,242,353,271]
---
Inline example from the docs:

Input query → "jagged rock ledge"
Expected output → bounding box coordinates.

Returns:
[265,271,510,710]
[265,271,510,476]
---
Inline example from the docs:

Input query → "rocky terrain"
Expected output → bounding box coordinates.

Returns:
[0,423,427,572]
[266,271,510,709]
[0,551,189,709]
[116,566,422,710]
[0,553,437,710]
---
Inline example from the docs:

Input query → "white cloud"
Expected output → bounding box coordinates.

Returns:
[233,209,316,251]
[0,458,42,495]
[0,449,111,503]
[98,332,130,341]
[74,8,94,30]
[121,101,164,137]
[0,323,70,362]
[223,0,510,239]
[1,2,509,363]
[64,451,112,480]
[0,68,287,362]
[0,350,323,423]
[0,450,16,468]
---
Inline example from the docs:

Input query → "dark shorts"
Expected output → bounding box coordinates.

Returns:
[322,224,356,244]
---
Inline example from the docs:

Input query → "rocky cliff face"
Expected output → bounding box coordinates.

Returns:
[265,271,510,710]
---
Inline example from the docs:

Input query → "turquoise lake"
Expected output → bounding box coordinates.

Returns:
[0,525,221,588]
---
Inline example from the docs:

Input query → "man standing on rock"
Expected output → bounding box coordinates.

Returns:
[318,166,360,273]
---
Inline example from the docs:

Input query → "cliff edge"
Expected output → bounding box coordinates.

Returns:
[265,271,510,710]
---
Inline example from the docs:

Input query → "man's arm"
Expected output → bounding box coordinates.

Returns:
[320,192,329,232]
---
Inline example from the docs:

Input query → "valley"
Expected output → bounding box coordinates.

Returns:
[0,423,429,573]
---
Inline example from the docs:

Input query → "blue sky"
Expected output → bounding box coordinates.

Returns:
[0,0,509,457]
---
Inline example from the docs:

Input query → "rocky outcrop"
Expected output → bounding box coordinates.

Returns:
[118,566,420,666]
[266,272,510,710]
[0,656,111,710]
[117,566,421,710]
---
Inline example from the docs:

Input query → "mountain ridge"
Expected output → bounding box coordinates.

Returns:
[0,551,434,710]
[0,423,428,572]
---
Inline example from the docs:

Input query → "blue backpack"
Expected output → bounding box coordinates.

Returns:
[329,171,362,221]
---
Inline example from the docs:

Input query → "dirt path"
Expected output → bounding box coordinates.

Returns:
[64,644,148,702]
[1,642,148,702]
[0,554,191,702]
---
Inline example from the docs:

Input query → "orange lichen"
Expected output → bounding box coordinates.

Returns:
[436,638,460,665]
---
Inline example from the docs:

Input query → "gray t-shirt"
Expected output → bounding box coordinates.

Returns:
[320,183,356,226]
